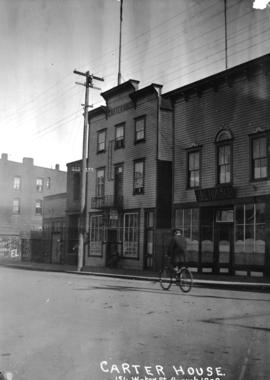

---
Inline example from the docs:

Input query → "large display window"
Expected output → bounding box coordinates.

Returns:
[89,214,104,257]
[123,212,139,258]
[235,203,266,265]
[175,208,199,262]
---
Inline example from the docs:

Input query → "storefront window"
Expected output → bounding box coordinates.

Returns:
[201,208,214,263]
[235,203,265,265]
[175,208,199,262]
[89,215,104,257]
[123,212,139,258]
[216,209,233,223]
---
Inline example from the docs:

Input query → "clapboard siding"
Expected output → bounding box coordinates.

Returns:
[159,108,173,161]
[87,90,160,210]
[173,68,270,204]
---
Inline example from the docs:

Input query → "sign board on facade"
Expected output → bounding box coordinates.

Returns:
[195,185,236,202]
[108,101,133,117]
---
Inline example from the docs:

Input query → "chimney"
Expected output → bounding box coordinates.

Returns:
[55,164,60,171]
[23,157,34,166]
[1,153,8,160]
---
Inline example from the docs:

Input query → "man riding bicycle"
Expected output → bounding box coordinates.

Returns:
[160,229,192,292]
[166,228,186,272]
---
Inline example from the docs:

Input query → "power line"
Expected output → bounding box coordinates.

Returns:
[1,1,268,146]
[1,82,80,126]
[1,1,263,126]
[90,4,261,86]
[0,72,75,120]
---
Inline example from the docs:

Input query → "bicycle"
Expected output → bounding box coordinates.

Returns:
[159,264,193,292]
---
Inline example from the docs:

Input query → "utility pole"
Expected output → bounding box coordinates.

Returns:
[117,0,123,85]
[74,70,104,271]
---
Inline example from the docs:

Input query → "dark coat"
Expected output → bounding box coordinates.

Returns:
[167,235,186,264]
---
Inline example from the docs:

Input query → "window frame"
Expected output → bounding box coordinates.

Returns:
[12,198,20,214]
[46,177,51,189]
[134,115,146,144]
[133,159,145,195]
[250,132,269,182]
[215,130,233,186]
[186,148,201,189]
[97,129,107,153]
[13,176,21,190]
[36,178,44,192]
[35,199,43,215]
[96,167,105,198]
[115,123,125,150]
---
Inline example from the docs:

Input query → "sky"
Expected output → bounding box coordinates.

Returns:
[0,0,269,171]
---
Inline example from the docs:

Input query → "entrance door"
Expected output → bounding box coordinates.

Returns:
[52,233,61,264]
[144,210,155,270]
[114,164,123,207]
[106,229,118,267]
[214,209,233,274]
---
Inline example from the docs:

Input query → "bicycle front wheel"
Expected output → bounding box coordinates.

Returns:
[159,267,173,290]
[178,267,193,293]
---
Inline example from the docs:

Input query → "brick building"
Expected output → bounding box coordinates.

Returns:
[0,153,66,258]
[84,80,173,270]
[165,53,270,277]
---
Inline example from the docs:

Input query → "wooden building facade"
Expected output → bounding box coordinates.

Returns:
[85,80,173,271]
[165,53,270,277]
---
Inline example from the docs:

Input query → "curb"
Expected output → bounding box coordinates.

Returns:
[72,270,270,292]
[1,262,270,292]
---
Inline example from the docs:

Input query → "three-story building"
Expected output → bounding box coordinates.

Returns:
[84,80,173,270]
[0,153,66,259]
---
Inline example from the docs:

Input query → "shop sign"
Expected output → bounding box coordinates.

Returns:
[195,185,236,202]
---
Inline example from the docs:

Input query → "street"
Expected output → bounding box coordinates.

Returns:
[0,267,269,380]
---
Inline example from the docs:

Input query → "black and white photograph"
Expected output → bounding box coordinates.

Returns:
[0,1,270,379]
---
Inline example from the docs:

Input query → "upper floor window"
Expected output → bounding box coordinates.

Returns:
[135,116,146,143]
[97,129,106,153]
[187,150,200,188]
[13,176,21,190]
[133,159,145,194]
[12,198,20,214]
[215,129,233,185]
[46,177,51,189]
[35,200,42,215]
[36,178,44,192]
[251,134,267,180]
[96,168,105,197]
[115,123,125,150]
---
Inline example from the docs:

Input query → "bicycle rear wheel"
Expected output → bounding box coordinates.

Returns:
[178,267,193,292]
[159,267,173,290]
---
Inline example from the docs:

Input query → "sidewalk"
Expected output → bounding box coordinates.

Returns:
[0,257,270,292]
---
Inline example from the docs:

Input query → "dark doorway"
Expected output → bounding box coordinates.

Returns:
[214,208,233,274]
[52,233,62,264]
[106,229,119,267]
